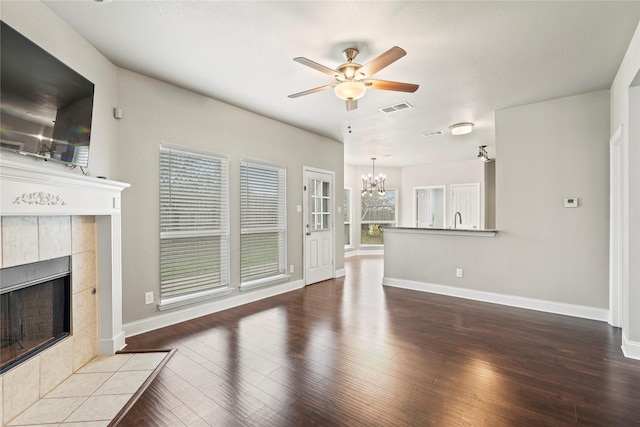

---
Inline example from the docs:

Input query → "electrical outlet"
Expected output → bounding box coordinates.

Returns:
[456,268,463,278]
[290,264,295,273]
[145,292,154,305]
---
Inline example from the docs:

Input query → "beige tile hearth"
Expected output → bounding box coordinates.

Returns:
[6,352,169,427]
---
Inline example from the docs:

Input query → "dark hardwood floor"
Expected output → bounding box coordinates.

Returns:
[120,255,640,426]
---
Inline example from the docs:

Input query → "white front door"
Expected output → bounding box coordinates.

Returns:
[451,183,480,229]
[304,169,334,285]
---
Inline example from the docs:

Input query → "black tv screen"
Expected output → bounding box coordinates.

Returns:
[1,21,94,167]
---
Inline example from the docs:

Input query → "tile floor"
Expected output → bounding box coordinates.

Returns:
[7,352,168,427]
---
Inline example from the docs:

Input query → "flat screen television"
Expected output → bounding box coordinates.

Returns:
[1,21,95,168]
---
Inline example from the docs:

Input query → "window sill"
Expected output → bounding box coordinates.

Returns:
[158,286,233,311]
[240,274,291,292]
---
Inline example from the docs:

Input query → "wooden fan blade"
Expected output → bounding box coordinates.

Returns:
[346,99,358,111]
[293,57,340,78]
[367,79,419,93]
[288,84,336,98]
[358,46,406,77]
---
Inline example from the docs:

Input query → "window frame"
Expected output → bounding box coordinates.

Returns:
[344,187,353,249]
[239,159,289,291]
[360,188,398,246]
[158,144,231,310]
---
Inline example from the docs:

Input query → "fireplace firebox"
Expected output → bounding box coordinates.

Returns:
[0,256,71,374]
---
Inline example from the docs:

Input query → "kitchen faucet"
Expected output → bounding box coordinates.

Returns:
[454,211,462,229]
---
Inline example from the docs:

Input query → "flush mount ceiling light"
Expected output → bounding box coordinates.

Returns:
[449,122,474,136]
[478,145,491,162]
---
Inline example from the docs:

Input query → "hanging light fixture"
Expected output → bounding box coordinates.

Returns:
[361,157,386,197]
[478,145,491,162]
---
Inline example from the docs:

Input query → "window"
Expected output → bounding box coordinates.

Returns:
[344,188,352,247]
[310,179,331,231]
[159,146,230,310]
[360,189,397,245]
[240,160,287,290]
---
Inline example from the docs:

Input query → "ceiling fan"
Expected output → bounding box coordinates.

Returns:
[288,46,419,111]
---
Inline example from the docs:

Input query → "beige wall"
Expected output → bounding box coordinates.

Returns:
[494,90,610,307]
[116,69,344,324]
[385,90,610,310]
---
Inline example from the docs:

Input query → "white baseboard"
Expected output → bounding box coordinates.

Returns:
[346,249,384,257]
[622,332,640,360]
[345,249,384,258]
[96,331,126,356]
[335,268,346,278]
[382,277,609,322]
[123,279,305,338]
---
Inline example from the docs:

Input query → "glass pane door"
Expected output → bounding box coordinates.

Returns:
[309,178,331,231]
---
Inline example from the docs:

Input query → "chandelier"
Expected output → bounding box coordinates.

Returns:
[361,157,386,197]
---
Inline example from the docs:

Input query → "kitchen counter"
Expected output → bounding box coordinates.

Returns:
[384,227,498,237]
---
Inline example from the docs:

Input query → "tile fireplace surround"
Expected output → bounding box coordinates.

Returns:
[0,158,129,425]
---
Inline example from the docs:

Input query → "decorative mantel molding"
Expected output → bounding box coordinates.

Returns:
[1,158,130,356]
[13,191,67,206]
[1,158,129,216]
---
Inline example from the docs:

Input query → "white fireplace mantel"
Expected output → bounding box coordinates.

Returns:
[0,158,130,355]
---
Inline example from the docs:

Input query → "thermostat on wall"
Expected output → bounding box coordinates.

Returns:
[564,197,578,208]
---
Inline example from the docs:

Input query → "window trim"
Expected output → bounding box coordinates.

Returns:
[158,144,231,310]
[360,188,398,247]
[344,187,353,249]
[239,158,289,291]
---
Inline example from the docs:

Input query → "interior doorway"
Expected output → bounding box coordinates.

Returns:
[414,185,446,228]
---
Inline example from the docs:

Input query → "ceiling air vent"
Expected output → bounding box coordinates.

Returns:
[379,102,413,114]
[422,130,445,137]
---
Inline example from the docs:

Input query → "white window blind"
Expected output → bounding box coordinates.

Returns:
[159,146,230,309]
[240,160,287,288]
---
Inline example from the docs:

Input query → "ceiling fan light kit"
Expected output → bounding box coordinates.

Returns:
[450,122,474,135]
[334,81,366,100]
[289,46,419,111]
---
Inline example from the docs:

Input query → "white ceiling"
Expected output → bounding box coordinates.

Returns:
[43,1,640,167]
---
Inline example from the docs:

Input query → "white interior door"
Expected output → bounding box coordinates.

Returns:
[416,188,433,228]
[304,169,334,285]
[451,183,480,229]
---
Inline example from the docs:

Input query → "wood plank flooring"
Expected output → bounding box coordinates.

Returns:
[120,255,640,426]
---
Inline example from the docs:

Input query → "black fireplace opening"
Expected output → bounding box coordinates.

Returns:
[1,256,71,374]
